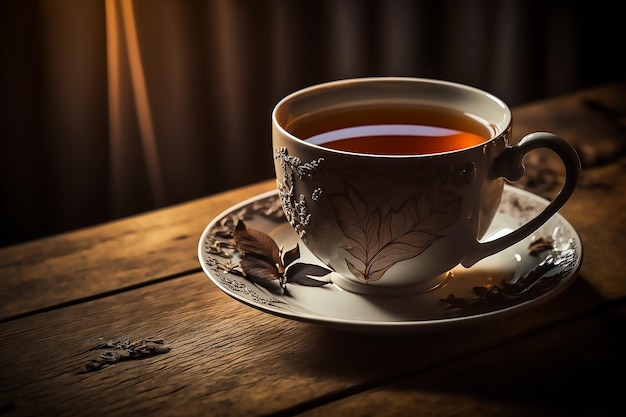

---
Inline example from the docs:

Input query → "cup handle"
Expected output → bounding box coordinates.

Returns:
[461,132,581,267]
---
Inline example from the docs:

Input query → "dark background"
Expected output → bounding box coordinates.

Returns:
[1,0,624,247]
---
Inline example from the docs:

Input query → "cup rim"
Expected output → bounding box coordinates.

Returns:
[272,77,511,158]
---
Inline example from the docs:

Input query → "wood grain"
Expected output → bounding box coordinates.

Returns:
[0,271,621,417]
[1,82,626,417]
[0,181,275,321]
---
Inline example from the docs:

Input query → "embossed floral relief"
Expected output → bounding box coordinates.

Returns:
[275,146,324,238]
[275,146,477,283]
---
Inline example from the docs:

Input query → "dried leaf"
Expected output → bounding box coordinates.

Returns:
[440,294,469,309]
[528,237,554,256]
[473,286,492,297]
[231,223,332,290]
[79,337,170,373]
[285,263,331,286]
[282,244,301,267]
[240,256,281,282]
[441,239,578,316]
[234,221,284,283]
[234,221,281,266]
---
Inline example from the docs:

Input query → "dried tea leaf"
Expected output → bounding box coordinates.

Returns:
[440,239,577,316]
[240,256,281,282]
[528,237,554,256]
[282,244,301,267]
[285,263,331,286]
[79,337,170,374]
[81,361,104,373]
[234,221,281,266]
[234,221,285,283]
[231,222,333,291]
[473,286,492,297]
[440,294,469,309]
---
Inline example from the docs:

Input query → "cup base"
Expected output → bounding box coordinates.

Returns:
[329,271,454,297]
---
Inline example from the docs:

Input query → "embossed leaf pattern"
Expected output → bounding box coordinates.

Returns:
[331,182,461,282]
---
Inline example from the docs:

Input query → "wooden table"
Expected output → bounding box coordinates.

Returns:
[1,81,625,417]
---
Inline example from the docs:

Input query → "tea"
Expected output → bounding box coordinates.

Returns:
[288,104,494,155]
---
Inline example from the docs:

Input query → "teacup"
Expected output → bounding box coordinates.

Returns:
[272,77,580,296]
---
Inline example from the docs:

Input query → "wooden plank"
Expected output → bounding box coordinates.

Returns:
[0,271,621,417]
[0,180,275,321]
[298,305,626,417]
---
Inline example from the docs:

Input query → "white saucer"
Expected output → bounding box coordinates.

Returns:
[198,185,582,334]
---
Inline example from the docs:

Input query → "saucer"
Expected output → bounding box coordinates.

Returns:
[198,185,582,334]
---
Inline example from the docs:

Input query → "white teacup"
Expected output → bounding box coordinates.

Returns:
[272,77,580,296]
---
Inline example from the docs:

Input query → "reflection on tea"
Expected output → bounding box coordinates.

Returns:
[289,105,494,155]
[306,124,488,155]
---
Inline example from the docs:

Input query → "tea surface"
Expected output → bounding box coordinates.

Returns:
[288,105,494,155]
